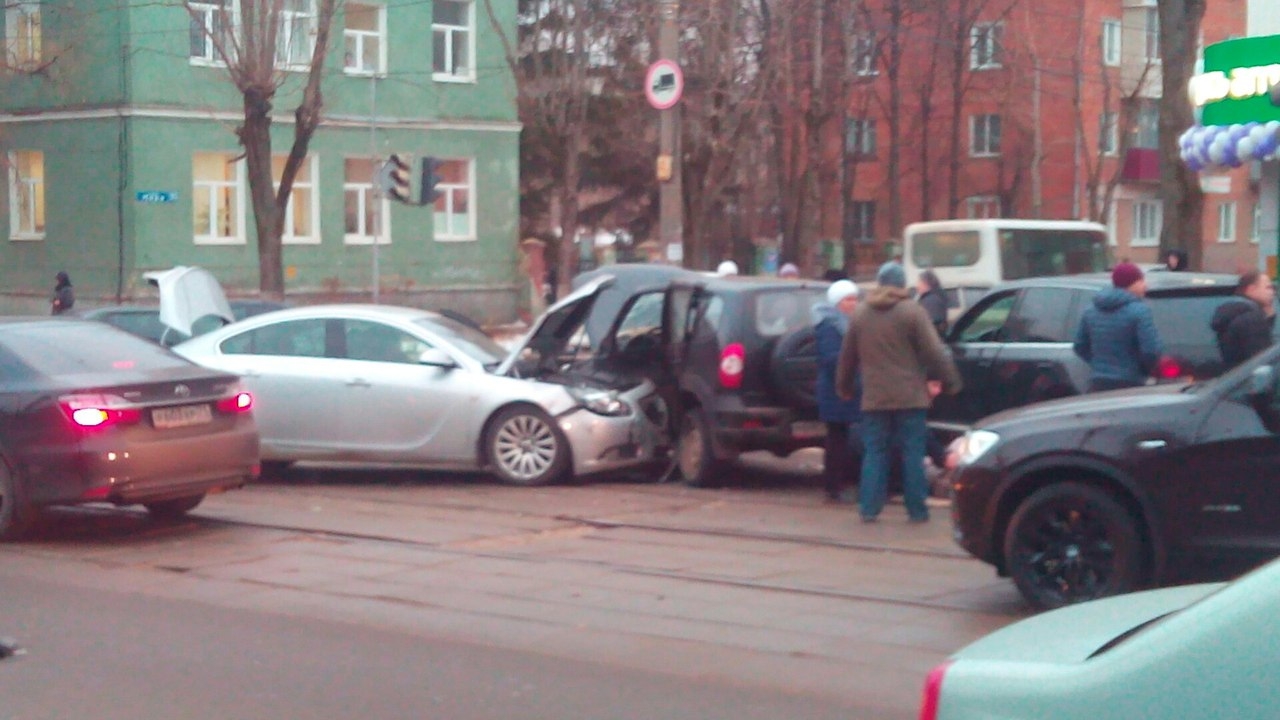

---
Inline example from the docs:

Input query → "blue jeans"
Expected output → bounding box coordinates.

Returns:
[860,409,929,520]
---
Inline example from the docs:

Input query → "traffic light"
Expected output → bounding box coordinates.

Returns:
[420,157,443,205]
[387,153,412,204]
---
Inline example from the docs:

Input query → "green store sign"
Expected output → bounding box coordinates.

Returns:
[1189,34,1280,126]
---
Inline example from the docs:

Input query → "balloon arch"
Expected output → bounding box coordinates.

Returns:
[1179,121,1280,172]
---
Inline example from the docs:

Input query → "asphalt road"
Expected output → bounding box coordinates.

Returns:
[0,452,1029,719]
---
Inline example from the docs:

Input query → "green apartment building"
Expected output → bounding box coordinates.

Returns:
[0,1,521,322]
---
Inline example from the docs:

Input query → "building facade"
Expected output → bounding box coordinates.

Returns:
[0,1,521,322]
[819,0,1255,273]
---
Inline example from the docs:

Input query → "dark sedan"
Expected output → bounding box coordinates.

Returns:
[949,342,1280,609]
[0,318,260,539]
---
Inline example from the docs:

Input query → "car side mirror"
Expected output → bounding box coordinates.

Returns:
[1247,365,1276,398]
[418,348,458,369]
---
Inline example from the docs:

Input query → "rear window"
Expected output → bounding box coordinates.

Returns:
[1149,294,1238,364]
[754,290,824,337]
[0,322,193,378]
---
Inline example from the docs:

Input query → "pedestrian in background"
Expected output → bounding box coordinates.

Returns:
[813,279,863,504]
[1073,262,1163,392]
[836,261,962,523]
[1211,270,1277,369]
[916,269,948,338]
[51,271,74,315]
[1164,250,1189,272]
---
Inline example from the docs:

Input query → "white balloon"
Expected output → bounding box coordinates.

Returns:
[1208,142,1227,164]
[1250,124,1270,145]
[1237,137,1256,160]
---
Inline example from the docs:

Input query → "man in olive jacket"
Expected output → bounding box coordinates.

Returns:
[836,261,962,523]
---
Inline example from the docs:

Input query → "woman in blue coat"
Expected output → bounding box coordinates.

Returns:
[813,279,863,503]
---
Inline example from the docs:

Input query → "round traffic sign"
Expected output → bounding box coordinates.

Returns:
[645,59,684,110]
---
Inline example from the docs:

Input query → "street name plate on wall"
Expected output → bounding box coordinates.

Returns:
[136,191,178,204]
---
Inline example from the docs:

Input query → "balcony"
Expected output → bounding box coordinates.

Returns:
[1120,148,1160,183]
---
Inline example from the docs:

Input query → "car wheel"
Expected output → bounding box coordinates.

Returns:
[0,460,36,541]
[676,409,724,487]
[144,494,207,520]
[1003,482,1145,610]
[486,406,570,486]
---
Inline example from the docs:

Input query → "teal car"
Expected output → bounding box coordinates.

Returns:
[920,557,1280,719]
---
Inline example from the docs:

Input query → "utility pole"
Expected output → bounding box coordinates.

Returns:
[657,0,684,266]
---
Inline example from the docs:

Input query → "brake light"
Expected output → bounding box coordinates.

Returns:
[719,343,745,389]
[59,394,143,429]
[918,661,951,720]
[1156,356,1184,380]
[215,391,253,413]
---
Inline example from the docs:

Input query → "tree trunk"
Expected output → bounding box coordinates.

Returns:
[1157,0,1206,269]
[237,87,285,299]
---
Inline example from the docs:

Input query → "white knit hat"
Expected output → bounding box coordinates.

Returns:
[716,260,740,276]
[827,279,860,305]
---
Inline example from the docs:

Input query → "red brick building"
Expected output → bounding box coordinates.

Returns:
[813,0,1255,274]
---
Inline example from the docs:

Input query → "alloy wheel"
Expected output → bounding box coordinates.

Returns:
[494,413,558,483]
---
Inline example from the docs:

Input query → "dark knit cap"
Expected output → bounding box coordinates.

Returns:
[1111,262,1144,289]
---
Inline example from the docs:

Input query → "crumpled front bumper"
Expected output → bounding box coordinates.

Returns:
[557,382,670,478]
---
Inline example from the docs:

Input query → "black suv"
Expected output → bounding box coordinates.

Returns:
[570,265,826,485]
[950,343,1280,609]
[931,272,1247,438]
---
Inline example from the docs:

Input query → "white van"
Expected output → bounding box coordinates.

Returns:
[903,219,1112,316]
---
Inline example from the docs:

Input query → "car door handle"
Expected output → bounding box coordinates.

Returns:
[346,378,372,388]
[1137,439,1167,451]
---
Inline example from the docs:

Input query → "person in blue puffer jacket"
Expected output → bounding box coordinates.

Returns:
[1073,262,1164,392]
[813,279,863,503]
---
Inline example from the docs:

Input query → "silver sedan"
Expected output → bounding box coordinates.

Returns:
[172,303,669,486]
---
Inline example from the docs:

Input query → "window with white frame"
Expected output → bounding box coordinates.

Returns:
[846,118,876,158]
[1143,8,1160,62]
[344,157,389,244]
[970,22,1002,70]
[433,0,474,80]
[277,0,317,69]
[847,201,875,244]
[1132,99,1160,148]
[1253,202,1262,244]
[274,155,319,244]
[1100,112,1119,156]
[344,2,385,75]
[852,33,877,77]
[193,152,244,245]
[4,1,40,70]
[965,195,1001,219]
[1101,19,1121,67]
[8,150,44,240]
[1132,200,1162,247]
[1218,202,1237,243]
[970,114,1001,156]
[189,0,234,64]
[432,158,474,241]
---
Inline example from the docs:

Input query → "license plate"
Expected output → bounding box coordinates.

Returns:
[791,421,827,439]
[152,403,213,429]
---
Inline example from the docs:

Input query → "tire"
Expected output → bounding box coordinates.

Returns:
[1003,482,1145,610]
[0,460,36,541]
[485,406,571,486]
[770,327,819,409]
[145,494,207,520]
[676,409,724,487]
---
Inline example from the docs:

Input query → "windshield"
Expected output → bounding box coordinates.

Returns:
[415,316,506,365]
[911,231,981,268]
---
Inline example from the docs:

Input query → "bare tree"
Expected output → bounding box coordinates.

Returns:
[1156,0,1206,268]
[186,0,338,299]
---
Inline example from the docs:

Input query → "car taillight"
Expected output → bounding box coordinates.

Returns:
[215,391,253,413]
[719,343,745,389]
[918,660,951,720]
[1155,356,1184,380]
[59,394,143,429]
